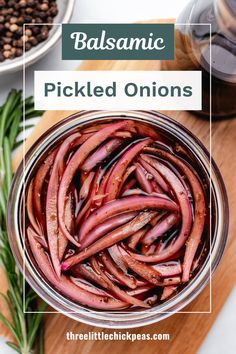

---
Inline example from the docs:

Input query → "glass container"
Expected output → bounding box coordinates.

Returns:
[7,110,229,328]
[165,0,236,117]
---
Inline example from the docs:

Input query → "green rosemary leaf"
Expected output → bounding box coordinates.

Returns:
[6,291,22,336]
[4,94,22,133]
[13,141,23,150]
[3,137,12,194]
[0,313,23,347]
[0,90,18,146]
[0,89,46,354]
[18,124,35,133]
[25,291,39,310]
[0,192,6,218]
[24,106,37,116]
[38,323,44,354]
[6,341,21,353]
[28,302,47,351]
[9,109,21,149]
[24,96,33,106]
[26,111,44,119]
[0,292,17,328]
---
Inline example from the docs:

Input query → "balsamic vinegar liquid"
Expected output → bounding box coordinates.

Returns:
[164,0,236,118]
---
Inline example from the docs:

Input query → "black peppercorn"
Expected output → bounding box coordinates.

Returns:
[19,1,27,8]
[15,39,23,47]
[21,34,28,42]
[3,36,12,44]
[3,43,11,50]
[15,48,23,57]
[8,0,15,7]
[7,8,14,15]
[1,8,7,16]
[40,4,49,11]
[3,50,12,58]
[0,1,6,9]
[25,29,32,37]
[25,7,34,15]
[0,0,58,62]
[50,7,58,17]
[25,42,31,51]
[12,39,18,47]
[17,16,24,25]
[29,36,38,46]
[31,26,40,35]
[6,30,13,37]
[10,17,18,24]
[35,17,43,23]
[46,16,53,23]
[9,23,18,32]
[28,1,36,8]
[15,28,23,37]
[23,15,33,23]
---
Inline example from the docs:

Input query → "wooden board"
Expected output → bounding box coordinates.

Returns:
[42,69,236,354]
[1,22,236,354]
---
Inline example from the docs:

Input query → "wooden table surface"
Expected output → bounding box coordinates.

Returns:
[1,26,236,354]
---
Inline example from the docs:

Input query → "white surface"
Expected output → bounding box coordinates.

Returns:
[0,1,234,353]
[198,286,236,354]
[0,336,14,354]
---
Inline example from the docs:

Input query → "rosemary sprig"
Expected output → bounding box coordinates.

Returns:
[0,89,46,354]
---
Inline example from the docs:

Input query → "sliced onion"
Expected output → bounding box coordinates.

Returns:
[26,119,207,310]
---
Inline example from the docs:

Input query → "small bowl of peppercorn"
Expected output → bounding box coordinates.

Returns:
[0,0,75,74]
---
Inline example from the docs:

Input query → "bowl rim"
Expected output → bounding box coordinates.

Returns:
[0,0,75,74]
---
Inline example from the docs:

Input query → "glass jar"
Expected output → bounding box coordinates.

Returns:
[7,110,229,328]
[165,0,236,118]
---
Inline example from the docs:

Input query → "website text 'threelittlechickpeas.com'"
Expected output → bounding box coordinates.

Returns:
[66,331,170,342]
